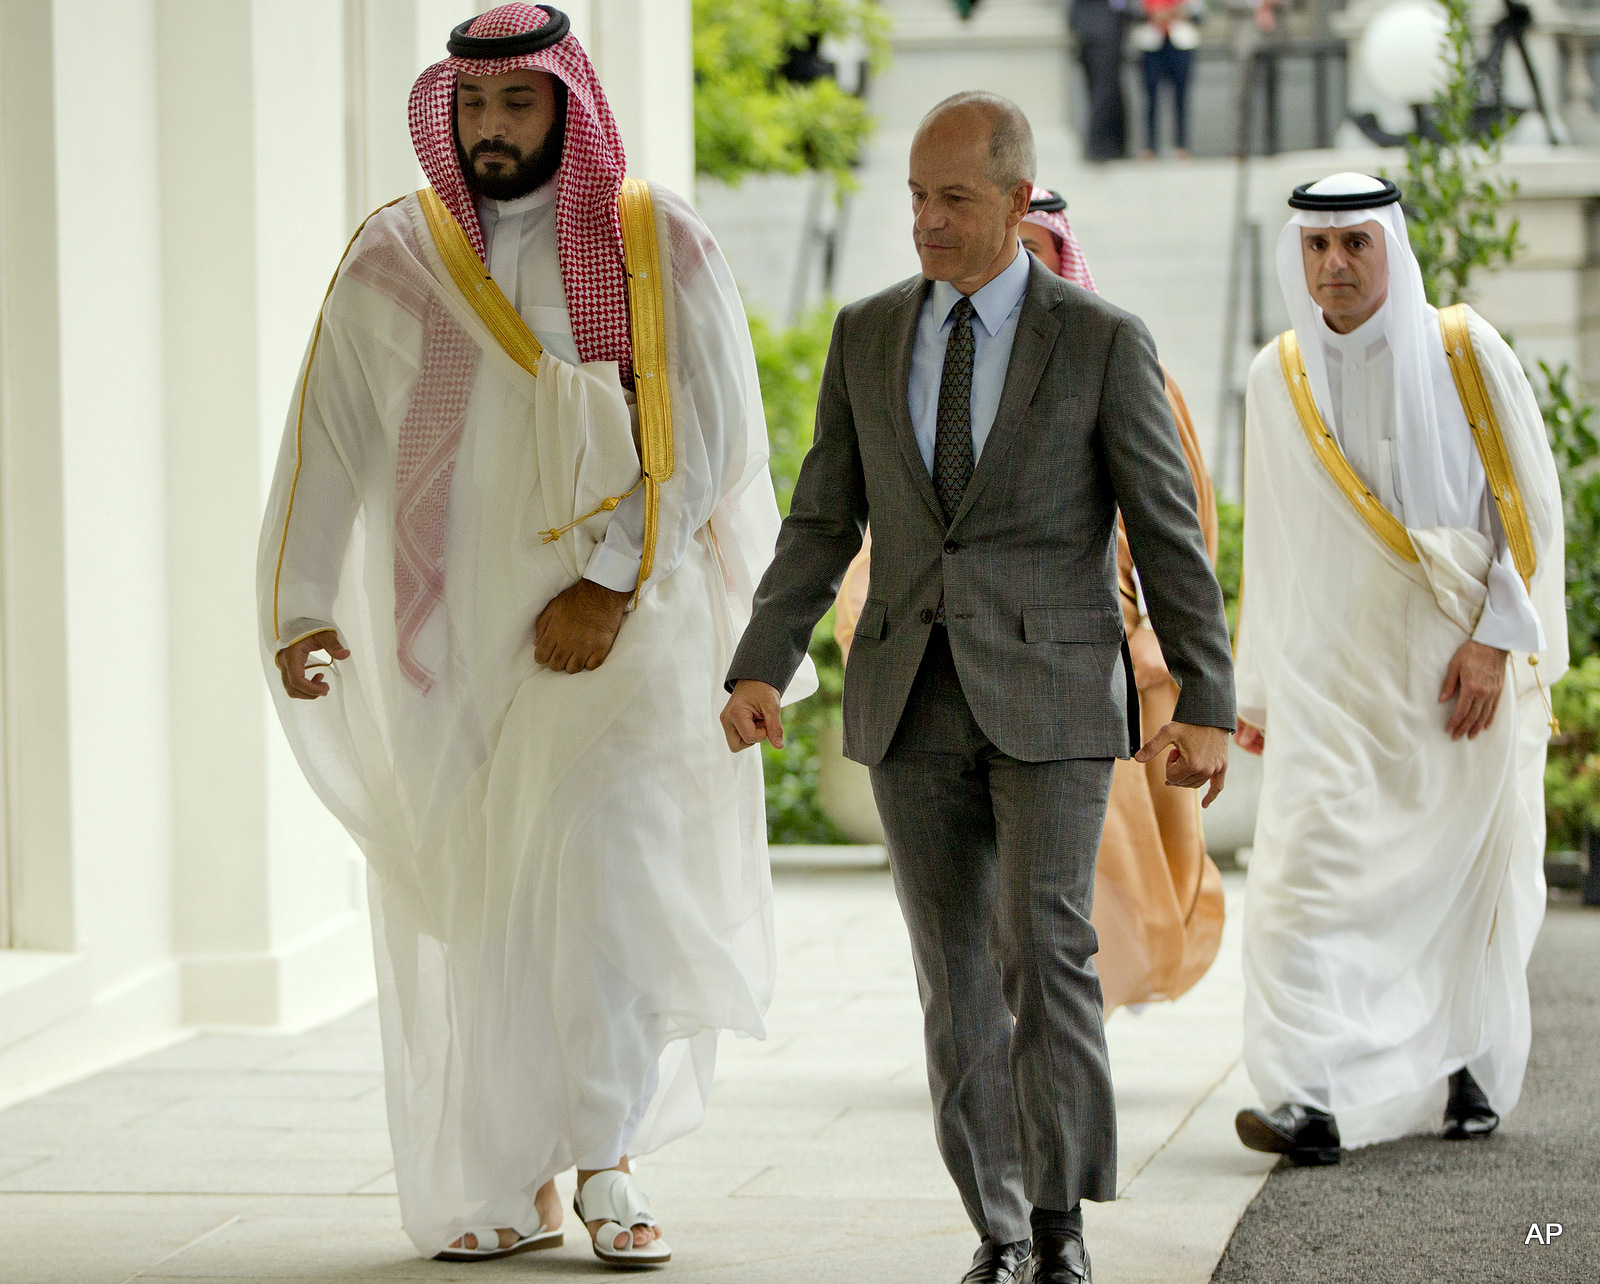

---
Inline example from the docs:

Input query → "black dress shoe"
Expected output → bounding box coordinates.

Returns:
[1023,1229,1091,1283]
[1443,1068,1499,1139]
[1235,1102,1341,1166]
[960,1239,1031,1284]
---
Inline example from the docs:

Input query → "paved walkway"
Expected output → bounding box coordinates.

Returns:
[0,868,1266,1283]
[1211,895,1600,1284]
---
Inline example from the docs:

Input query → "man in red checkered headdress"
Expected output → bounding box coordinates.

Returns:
[257,4,813,1264]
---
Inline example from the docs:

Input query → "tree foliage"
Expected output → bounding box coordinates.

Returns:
[693,0,889,186]
[1400,0,1520,305]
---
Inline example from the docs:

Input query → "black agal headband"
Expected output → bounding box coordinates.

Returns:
[1029,190,1068,214]
[1287,175,1401,211]
[447,6,572,58]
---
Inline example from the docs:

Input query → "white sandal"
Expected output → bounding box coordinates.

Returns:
[433,1223,562,1262]
[575,1168,672,1268]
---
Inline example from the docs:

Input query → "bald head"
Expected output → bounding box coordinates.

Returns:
[908,92,1035,293]
[919,92,1036,193]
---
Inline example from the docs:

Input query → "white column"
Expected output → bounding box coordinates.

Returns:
[156,0,372,1029]
[0,0,74,958]
[586,0,695,196]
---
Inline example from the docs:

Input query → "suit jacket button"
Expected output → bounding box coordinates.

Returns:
[943,539,960,554]
[919,608,934,624]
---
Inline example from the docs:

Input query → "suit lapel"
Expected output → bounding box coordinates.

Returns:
[884,277,946,526]
[949,262,1064,528]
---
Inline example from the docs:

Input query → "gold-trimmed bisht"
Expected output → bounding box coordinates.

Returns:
[418,186,545,378]
[272,195,407,644]
[1277,319,1558,734]
[1438,304,1558,734]
[612,177,676,592]
[1277,329,1419,564]
[419,183,675,593]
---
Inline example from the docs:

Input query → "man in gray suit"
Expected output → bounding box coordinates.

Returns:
[720,92,1234,1284]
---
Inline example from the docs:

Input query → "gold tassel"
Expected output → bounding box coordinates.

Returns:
[540,480,643,545]
[1530,654,1560,736]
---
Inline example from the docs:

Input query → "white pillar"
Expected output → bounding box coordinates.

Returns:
[578,0,696,195]
[156,0,371,1030]
[0,0,74,958]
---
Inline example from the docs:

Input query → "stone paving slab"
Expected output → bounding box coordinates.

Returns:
[0,868,1253,1282]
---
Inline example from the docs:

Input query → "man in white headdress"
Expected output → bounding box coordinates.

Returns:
[258,3,811,1264]
[1232,172,1566,1164]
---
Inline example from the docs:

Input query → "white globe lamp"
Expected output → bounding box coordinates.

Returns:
[1360,0,1451,109]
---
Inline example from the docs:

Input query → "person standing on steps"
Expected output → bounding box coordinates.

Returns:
[1072,0,1132,161]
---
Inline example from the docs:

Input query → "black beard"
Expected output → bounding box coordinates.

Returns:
[459,111,566,201]
[461,135,562,200]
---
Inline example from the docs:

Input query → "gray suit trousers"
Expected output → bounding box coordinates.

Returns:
[870,628,1116,1244]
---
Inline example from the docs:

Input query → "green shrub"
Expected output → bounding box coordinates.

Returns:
[750,303,848,843]
[1546,656,1600,850]
[748,305,837,516]
[693,0,888,188]
[1214,499,1244,640]
[694,0,883,842]
[1537,361,1600,665]
[1536,361,1600,851]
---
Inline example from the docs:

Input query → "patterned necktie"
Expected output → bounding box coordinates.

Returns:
[934,297,976,526]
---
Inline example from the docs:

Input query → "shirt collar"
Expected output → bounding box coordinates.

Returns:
[929,240,1030,338]
[474,177,559,232]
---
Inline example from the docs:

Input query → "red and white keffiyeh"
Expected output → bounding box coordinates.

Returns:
[1022,186,1098,294]
[391,4,631,689]
[408,2,632,373]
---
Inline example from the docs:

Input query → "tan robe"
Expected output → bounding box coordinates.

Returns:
[833,371,1224,1012]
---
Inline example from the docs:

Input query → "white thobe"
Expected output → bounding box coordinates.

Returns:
[1314,306,1543,653]
[476,184,657,594]
[259,185,808,1255]
[1236,304,1566,1148]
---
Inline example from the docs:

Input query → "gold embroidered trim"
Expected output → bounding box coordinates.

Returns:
[1438,303,1538,588]
[418,187,544,378]
[1277,330,1419,564]
[617,177,676,588]
[273,195,407,644]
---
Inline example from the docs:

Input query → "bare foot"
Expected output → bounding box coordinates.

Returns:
[446,1177,562,1251]
[577,1157,663,1251]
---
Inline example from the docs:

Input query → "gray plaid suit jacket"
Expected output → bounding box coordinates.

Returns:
[729,256,1235,766]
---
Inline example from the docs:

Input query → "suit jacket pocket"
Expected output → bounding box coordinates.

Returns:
[854,599,888,641]
[1022,605,1123,643]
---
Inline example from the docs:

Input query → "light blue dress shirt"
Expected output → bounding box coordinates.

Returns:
[908,242,1032,475]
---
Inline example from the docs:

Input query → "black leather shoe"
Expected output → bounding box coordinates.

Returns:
[960,1239,1031,1284]
[1235,1103,1341,1166]
[1023,1229,1091,1283]
[1443,1068,1499,1139]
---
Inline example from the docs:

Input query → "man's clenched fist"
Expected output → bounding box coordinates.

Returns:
[535,579,631,673]
[721,679,784,752]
